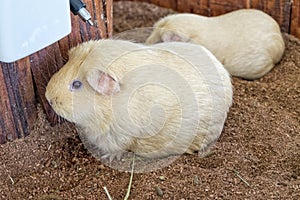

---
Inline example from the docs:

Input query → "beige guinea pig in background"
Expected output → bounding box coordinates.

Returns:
[146,9,285,80]
[45,39,232,161]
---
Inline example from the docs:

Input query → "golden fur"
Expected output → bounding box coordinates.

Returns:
[46,39,232,160]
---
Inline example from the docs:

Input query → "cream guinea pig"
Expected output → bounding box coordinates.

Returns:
[45,39,232,160]
[146,9,285,80]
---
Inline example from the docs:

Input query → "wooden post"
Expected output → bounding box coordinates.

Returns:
[117,0,294,36]
[0,0,113,144]
[0,58,36,143]
[291,0,300,38]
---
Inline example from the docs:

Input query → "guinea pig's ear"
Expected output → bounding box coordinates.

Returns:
[86,69,120,96]
[162,30,190,42]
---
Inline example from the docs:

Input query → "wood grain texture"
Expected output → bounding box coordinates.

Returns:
[291,0,300,38]
[0,0,112,143]
[0,59,36,144]
[0,64,17,143]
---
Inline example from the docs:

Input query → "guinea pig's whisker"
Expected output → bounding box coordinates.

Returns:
[57,115,62,124]
[66,122,76,132]
[54,113,68,126]
[62,57,68,64]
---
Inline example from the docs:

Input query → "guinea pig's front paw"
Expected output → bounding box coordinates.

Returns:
[101,151,125,162]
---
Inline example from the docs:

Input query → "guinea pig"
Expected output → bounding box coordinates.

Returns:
[45,39,232,161]
[146,9,285,80]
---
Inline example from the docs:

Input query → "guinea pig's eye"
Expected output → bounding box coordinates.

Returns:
[70,80,83,92]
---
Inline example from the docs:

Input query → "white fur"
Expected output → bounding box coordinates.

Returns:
[146,9,285,80]
[45,39,232,160]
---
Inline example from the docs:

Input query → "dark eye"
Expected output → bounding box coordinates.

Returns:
[70,80,83,91]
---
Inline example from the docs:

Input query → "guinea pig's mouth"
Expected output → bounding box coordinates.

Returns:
[45,93,57,108]
[46,97,59,112]
[47,99,78,123]
[47,98,54,107]
[45,96,64,116]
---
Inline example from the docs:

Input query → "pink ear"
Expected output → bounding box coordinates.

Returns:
[162,31,189,42]
[87,70,120,95]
